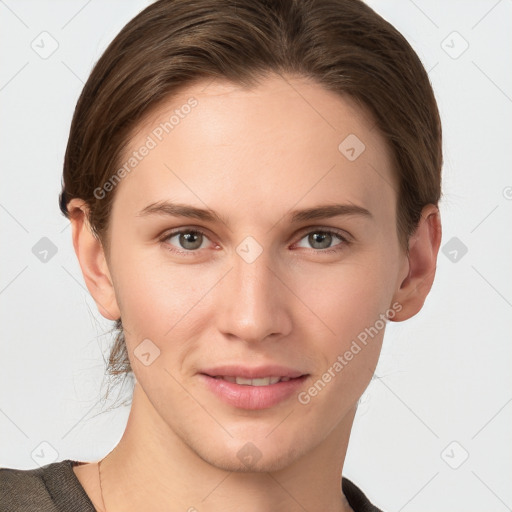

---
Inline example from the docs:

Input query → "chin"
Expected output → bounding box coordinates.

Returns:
[193,434,306,474]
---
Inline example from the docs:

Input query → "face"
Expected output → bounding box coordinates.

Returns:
[97,74,409,471]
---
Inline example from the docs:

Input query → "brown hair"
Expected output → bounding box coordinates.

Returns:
[59,0,442,389]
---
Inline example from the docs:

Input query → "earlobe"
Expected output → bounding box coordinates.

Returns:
[67,198,121,321]
[391,204,442,322]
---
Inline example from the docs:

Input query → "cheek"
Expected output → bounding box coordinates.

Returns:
[294,265,391,421]
[297,253,396,388]
[298,257,395,340]
[110,251,208,350]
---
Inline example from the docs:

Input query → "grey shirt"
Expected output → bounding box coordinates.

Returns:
[0,459,383,511]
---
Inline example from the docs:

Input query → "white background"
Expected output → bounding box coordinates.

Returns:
[1,1,511,510]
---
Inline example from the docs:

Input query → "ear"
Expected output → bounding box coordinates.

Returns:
[391,204,442,322]
[67,198,121,321]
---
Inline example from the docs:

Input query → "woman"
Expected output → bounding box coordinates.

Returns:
[0,0,442,510]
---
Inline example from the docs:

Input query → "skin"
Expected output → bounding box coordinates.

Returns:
[68,73,441,512]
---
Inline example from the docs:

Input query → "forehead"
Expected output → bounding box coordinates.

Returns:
[110,74,397,228]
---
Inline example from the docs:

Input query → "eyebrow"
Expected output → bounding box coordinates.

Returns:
[137,200,372,224]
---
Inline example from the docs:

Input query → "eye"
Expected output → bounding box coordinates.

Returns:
[159,227,350,256]
[295,229,349,253]
[160,229,213,254]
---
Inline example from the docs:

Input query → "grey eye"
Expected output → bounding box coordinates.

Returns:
[296,231,343,250]
[167,230,207,251]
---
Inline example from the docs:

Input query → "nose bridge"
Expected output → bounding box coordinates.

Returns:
[217,238,291,342]
[235,243,274,303]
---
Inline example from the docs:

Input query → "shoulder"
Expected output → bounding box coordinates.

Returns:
[0,459,95,512]
[342,476,384,512]
[0,464,55,512]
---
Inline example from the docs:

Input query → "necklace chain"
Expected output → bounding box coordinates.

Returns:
[98,458,108,512]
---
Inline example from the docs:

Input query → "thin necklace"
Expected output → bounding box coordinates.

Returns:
[98,458,108,512]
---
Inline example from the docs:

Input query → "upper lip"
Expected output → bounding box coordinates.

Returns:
[200,365,307,379]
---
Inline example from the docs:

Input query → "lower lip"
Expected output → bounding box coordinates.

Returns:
[199,374,309,410]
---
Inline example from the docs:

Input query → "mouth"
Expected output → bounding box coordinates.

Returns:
[198,369,310,410]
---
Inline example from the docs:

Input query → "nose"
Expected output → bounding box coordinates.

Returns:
[216,243,293,344]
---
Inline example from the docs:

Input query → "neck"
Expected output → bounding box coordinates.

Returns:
[99,382,356,512]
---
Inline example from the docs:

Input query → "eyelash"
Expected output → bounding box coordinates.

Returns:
[158,227,351,257]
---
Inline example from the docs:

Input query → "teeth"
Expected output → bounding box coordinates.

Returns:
[212,375,299,385]
[237,376,281,386]
[216,376,288,386]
